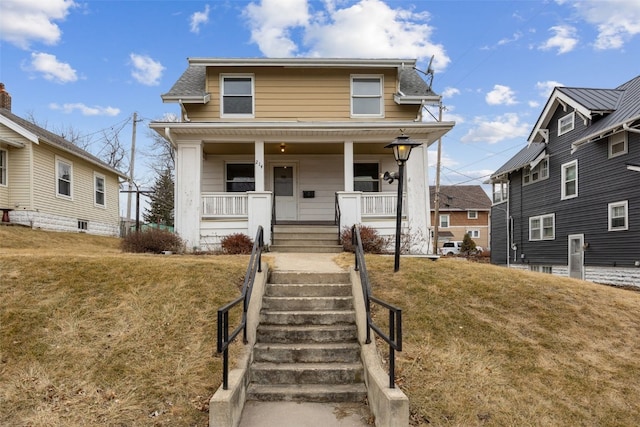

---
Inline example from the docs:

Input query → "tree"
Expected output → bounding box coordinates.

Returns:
[461,233,477,256]
[143,168,174,227]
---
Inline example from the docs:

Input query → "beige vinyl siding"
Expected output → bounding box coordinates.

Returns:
[0,128,34,210]
[185,66,419,122]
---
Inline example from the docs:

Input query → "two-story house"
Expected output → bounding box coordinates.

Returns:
[150,58,454,252]
[430,185,492,251]
[490,75,640,287]
[0,84,126,236]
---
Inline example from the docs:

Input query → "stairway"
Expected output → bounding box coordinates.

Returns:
[270,224,343,253]
[247,271,367,402]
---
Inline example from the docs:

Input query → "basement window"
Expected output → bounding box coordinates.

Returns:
[78,220,88,231]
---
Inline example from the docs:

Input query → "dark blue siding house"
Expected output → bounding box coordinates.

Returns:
[490,75,640,287]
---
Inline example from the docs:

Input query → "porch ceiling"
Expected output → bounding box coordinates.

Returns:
[202,141,392,155]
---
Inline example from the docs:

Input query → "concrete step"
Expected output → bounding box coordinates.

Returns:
[253,342,361,363]
[262,296,353,311]
[259,310,355,326]
[246,383,367,403]
[269,244,344,253]
[256,324,357,343]
[266,283,352,297]
[269,271,350,284]
[251,362,364,385]
[272,238,339,246]
[272,225,338,234]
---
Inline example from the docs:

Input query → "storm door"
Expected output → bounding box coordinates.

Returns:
[273,165,297,221]
[568,234,585,280]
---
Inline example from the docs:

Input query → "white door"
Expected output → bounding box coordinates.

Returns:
[273,165,297,221]
[568,234,584,280]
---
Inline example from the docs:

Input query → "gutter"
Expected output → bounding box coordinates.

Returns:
[571,114,640,153]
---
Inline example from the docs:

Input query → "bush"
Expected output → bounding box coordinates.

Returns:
[121,228,184,254]
[461,233,477,256]
[341,225,386,253]
[220,233,254,254]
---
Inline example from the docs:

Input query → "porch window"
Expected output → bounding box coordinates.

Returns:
[558,112,575,136]
[353,163,379,192]
[608,200,628,231]
[226,163,255,192]
[351,76,383,117]
[0,149,6,185]
[56,156,73,199]
[221,75,254,117]
[493,182,508,204]
[439,214,450,228]
[561,160,578,200]
[609,132,627,158]
[529,213,555,241]
[94,173,106,207]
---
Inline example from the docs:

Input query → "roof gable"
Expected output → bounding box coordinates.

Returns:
[429,185,492,210]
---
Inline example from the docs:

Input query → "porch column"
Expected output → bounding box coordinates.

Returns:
[254,141,265,192]
[343,141,354,191]
[405,145,431,254]
[337,192,361,229]
[248,192,272,246]
[175,141,202,251]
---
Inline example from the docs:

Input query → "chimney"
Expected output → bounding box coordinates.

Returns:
[0,83,11,111]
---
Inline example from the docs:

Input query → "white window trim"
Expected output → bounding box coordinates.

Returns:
[492,182,508,204]
[529,213,555,241]
[353,162,380,192]
[608,200,628,231]
[350,74,384,118]
[467,229,480,238]
[0,148,7,187]
[94,172,106,208]
[608,132,628,159]
[561,160,578,200]
[523,158,549,186]
[220,74,255,118]
[558,112,575,136]
[55,155,73,200]
[225,162,256,192]
[439,214,450,228]
[467,210,478,219]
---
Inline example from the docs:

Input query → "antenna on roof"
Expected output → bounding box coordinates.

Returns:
[414,55,435,90]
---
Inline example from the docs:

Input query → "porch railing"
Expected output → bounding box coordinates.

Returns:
[361,192,406,217]
[202,193,248,218]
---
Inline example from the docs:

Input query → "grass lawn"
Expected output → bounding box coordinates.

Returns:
[2,227,640,426]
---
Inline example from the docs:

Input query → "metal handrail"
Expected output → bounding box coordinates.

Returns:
[334,193,342,241]
[216,226,264,390]
[352,224,403,389]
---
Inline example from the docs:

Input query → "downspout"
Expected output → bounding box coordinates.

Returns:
[178,99,191,122]
[506,194,510,268]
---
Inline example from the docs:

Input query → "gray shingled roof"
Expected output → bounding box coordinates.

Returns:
[0,108,127,177]
[429,185,492,210]
[398,67,437,97]
[490,142,546,180]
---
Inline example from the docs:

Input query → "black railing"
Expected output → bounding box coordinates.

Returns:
[334,193,342,241]
[352,224,403,389]
[216,226,264,390]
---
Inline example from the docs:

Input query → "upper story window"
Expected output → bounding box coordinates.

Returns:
[351,76,383,117]
[226,163,255,192]
[439,214,450,228]
[467,210,478,219]
[221,75,254,117]
[0,149,7,186]
[94,173,106,207]
[523,158,549,185]
[608,200,628,231]
[56,156,73,199]
[529,213,555,241]
[493,182,508,204]
[558,112,575,136]
[561,160,578,200]
[353,163,379,192]
[609,132,628,158]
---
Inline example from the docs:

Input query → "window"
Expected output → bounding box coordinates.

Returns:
[221,75,254,117]
[56,156,72,198]
[353,163,379,192]
[226,163,255,192]
[523,158,549,185]
[493,182,508,204]
[0,149,6,186]
[467,210,478,219]
[558,112,575,136]
[609,132,628,158]
[530,265,553,274]
[467,229,480,239]
[78,220,88,231]
[351,76,383,116]
[561,160,578,200]
[439,214,450,228]
[94,173,105,207]
[529,213,555,241]
[608,200,628,231]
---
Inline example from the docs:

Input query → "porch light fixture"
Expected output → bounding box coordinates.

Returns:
[280,143,286,153]
[384,134,422,272]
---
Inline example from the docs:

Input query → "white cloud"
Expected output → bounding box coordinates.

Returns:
[441,87,460,99]
[50,102,120,116]
[26,52,77,83]
[535,80,563,98]
[528,100,540,108]
[569,0,640,50]
[539,25,578,54]
[0,0,75,49]
[243,0,450,70]
[460,113,530,144]
[190,4,210,34]
[129,53,165,86]
[486,84,517,106]
[498,31,522,46]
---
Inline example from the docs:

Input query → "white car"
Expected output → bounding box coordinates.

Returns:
[439,241,483,256]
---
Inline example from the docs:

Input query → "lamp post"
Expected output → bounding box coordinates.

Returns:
[385,134,422,272]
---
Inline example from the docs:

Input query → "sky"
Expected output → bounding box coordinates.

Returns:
[1,0,640,214]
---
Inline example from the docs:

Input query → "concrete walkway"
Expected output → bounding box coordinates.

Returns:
[238,252,373,427]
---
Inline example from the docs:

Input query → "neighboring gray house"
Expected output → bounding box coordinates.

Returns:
[489,75,640,287]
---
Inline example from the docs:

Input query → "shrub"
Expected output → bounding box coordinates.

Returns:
[121,228,184,254]
[220,233,254,254]
[341,225,386,253]
[461,233,477,256]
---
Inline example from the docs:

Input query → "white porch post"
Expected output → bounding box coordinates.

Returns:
[255,141,265,192]
[248,192,272,246]
[337,192,362,229]
[405,145,431,254]
[343,141,354,192]
[175,141,202,251]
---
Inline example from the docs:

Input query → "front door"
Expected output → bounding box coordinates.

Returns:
[568,234,584,280]
[273,165,297,221]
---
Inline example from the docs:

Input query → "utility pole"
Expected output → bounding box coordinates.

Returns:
[126,112,138,221]
[433,102,443,254]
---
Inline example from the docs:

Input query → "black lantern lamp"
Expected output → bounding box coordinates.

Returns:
[384,134,422,272]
